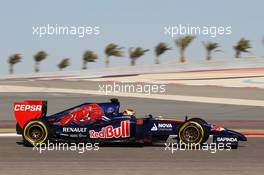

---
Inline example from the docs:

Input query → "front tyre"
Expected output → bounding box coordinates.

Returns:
[23,119,49,146]
[178,118,208,145]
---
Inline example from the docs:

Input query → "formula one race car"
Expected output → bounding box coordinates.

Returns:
[14,98,247,147]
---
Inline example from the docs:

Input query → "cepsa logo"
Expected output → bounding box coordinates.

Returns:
[89,120,130,139]
[14,104,42,112]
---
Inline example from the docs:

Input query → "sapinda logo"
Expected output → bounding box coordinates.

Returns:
[217,137,238,142]
[14,104,42,112]
[89,120,130,139]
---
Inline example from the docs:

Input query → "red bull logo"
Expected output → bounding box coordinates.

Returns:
[211,124,225,131]
[89,120,130,139]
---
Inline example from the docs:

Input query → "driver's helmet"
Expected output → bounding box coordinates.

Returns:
[123,109,135,116]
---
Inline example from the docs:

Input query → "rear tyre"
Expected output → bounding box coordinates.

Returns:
[23,119,50,146]
[178,118,209,145]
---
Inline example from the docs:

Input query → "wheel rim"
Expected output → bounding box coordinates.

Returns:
[24,121,48,145]
[27,124,45,141]
[182,125,200,143]
[179,121,204,144]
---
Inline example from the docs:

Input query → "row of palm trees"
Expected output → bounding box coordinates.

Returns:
[7,36,253,74]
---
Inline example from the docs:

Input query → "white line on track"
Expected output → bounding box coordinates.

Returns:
[0,133,20,137]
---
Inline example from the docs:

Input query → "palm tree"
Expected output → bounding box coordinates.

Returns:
[33,51,47,72]
[57,58,70,71]
[104,43,124,67]
[154,42,171,64]
[175,36,195,63]
[82,50,98,70]
[233,38,251,58]
[203,41,221,61]
[129,47,149,66]
[8,54,22,74]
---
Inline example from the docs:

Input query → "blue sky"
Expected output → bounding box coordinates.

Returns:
[0,0,263,75]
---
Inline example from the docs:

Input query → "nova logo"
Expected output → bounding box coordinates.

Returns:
[151,123,158,131]
[14,104,42,112]
[217,137,238,142]
[151,123,172,131]
[158,123,172,128]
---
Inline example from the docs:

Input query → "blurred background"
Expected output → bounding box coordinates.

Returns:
[0,0,263,75]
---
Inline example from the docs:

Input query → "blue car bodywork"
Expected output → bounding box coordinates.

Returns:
[15,98,247,147]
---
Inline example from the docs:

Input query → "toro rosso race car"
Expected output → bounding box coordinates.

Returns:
[14,98,247,147]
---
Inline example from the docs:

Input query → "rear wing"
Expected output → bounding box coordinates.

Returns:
[13,100,47,128]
